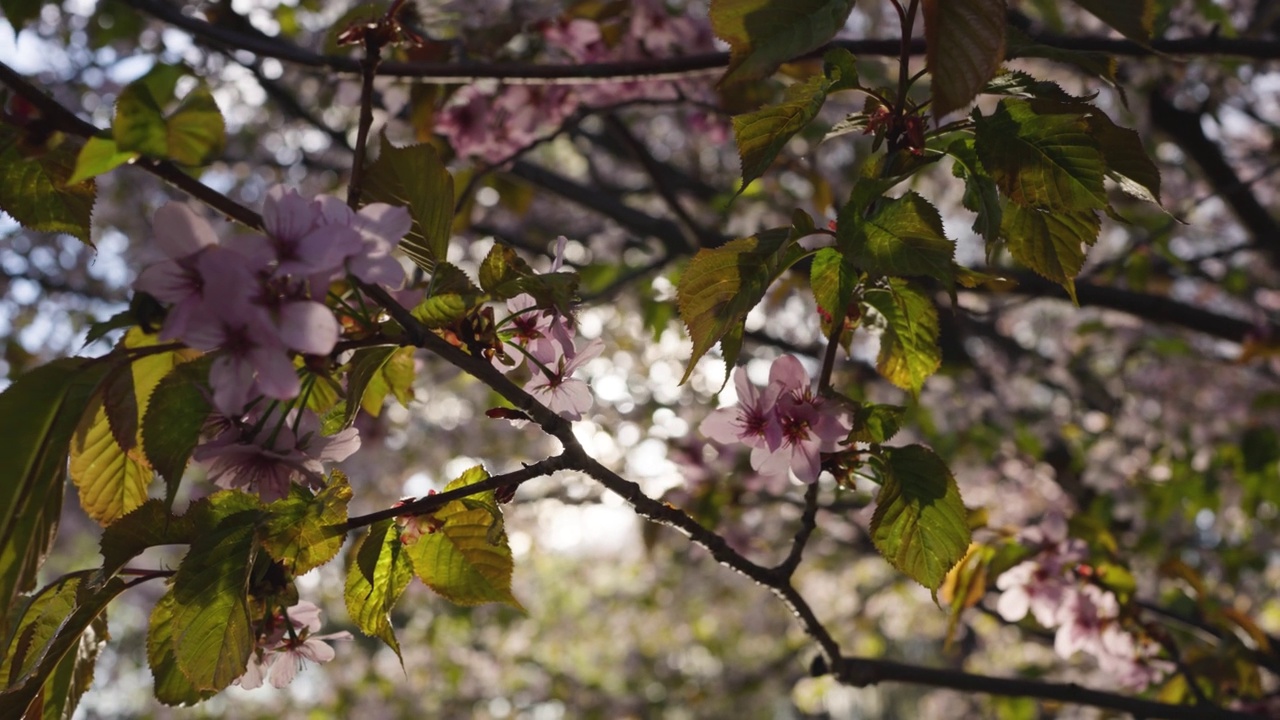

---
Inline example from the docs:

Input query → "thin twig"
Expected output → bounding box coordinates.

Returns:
[772,482,820,581]
[347,34,383,209]
[343,456,564,531]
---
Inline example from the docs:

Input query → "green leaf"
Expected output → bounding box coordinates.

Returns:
[35,607,106,720]
[361,346,415,416]
[947,138,1003,245]
[1069,0,1155,44]
[344,519,413,659]
[112,82,169,159]
[71,330,191,525]
[981,69,1091,104]
[850,403,906,444]
[112,80,225,166]
[477,244,580,309]
[822,47,860,93]
[0,358,108,633]
[411,292,475,329]
[362,134,454,273]
[163,86,225,166]
[0,126,96,244]
[169,513,257,693]
[134,63,187,106]
[677,228,808,384]
[141,358,212,508]
[478,244,531,295]
[341,346,400,429]
[922,0,1006,117]
[67,137,138,185]
[974,99,1107,212]
[862,279,941,395]
[69,395,152,526]
[0,572,125,716]
[711,0,856,86]
[1085,111,1162,206]
[403,466,522,609]
[82,311,136,348]
[841,191,955,286]
[732,74,832,187]
[97,499,197,582]
[1001,204,1100,302]
[810,247,858,322]
[147,591,216,706]
[260,472,352,575]
[870,444,971,593]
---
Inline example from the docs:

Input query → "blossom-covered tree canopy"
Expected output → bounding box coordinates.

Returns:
[1,0,1279,718]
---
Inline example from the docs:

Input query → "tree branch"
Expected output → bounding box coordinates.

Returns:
[0,60,263,230]
[121,0,1280,86]
[342,456,565,531]
[1149,88,1280,269]
[833,656,1258,720]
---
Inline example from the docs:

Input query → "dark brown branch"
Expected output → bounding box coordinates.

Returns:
[0,60,262,230]
[121,0,1280,86]
[771,482,820,581]
[974,270,1277,345]
[1149,89,1280,269]
[343,457,564,531]
[834,657,1257,720]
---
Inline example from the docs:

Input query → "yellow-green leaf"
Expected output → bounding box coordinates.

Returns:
[974,99,1107,212]
[69,396,152,526]
[841,191,955,286]
[169,518,256,692]
[711,0,856,86]
[677,228,808,384]
[260,472,352,575]
[870,444,971,594]
[362,134,454,273]
[733,74,832,187]
[1001,204,1100,303]
[147,592,217,706]
[344,519,413,660]
[403,466,522,609]
[862,279,940,395]
[164,86,225,166]
[67,136,138,186]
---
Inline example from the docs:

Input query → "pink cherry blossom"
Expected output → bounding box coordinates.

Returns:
[262,186,362,278]
[525,337,603,420]
[704,356,848,484]
[194,407,360,501]
[699,366,784,452]
[235,601,351,690]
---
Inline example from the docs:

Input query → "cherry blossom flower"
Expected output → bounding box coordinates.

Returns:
[699,366,784,453]
[235,601,351,690]
[194,407,360,501]
[525,337,603,420]
[261,186,363,278]
[134,204,252,342]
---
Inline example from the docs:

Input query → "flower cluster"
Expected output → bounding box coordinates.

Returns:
[994,516,1168,689]
[135,188,410,416]
[193,405,360,502]
[700,356,850,485]
[494,238,602,421]
[435,1,717,162]
[235,601,351,690]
